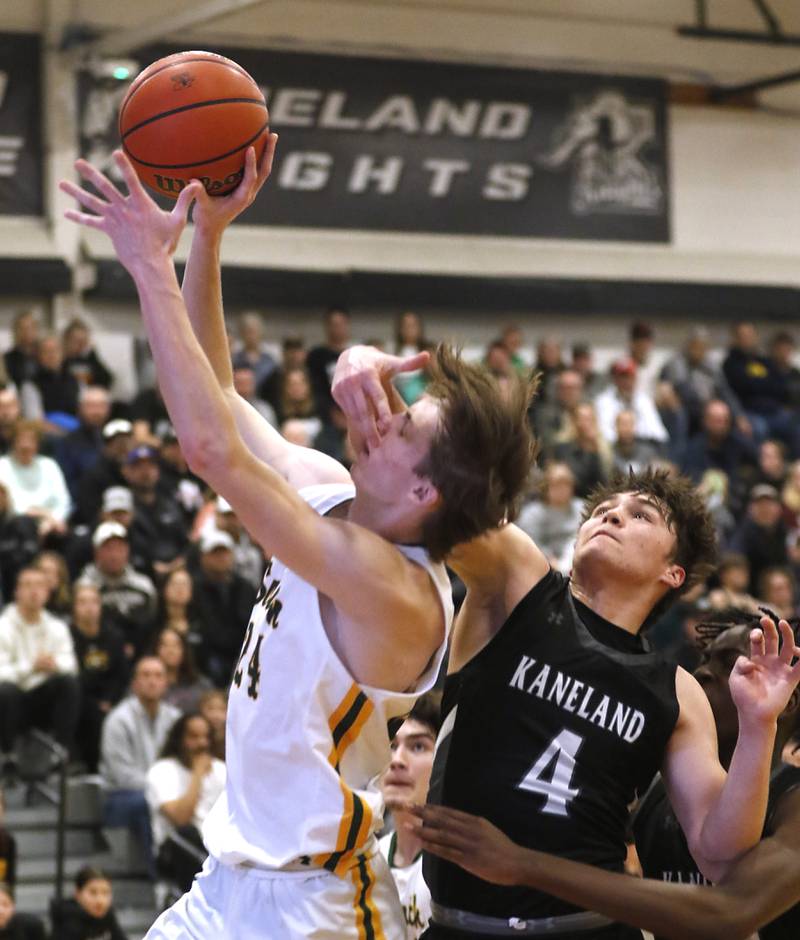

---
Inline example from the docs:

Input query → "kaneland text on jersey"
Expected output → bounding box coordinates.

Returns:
[509,654,646,743]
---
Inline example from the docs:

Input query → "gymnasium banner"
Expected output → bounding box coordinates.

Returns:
[80,45,670,242]
[0,33,42,216]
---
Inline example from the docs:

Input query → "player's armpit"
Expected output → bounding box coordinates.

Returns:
[447,523,548,603]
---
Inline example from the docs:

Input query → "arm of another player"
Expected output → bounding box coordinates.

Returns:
[182,139,350,489]
[662,617,800,881]
[410,798,800,940]
[60,155,444,686]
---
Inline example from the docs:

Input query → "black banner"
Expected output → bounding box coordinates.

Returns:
[80,45,670,242]
[0,33,42,216]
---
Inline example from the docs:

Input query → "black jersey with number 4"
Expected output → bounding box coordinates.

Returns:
[424,569,680,937]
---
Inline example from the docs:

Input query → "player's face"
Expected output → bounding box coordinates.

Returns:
[693,626,750,750]
[572,491,683,591]
[381,719,436,812]
[76,878,112,919]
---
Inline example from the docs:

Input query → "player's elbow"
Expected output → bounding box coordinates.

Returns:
[183,432,235,482]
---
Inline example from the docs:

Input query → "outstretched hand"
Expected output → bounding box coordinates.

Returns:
[729,615,800,727]
[332,346,430,451]
[407,804,525,886]
[59,150,203,275]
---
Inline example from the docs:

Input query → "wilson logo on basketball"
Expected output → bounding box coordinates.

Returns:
[153,168,245,195]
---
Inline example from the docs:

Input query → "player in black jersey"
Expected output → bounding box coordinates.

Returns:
[333,347,800,940]
[411,611,800,940]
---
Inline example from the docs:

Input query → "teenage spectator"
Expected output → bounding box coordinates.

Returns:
[516,463,582,573]
[0,482,38,603]
[33,550,72,619]
[69,582,128,773]
[50,866,127,940]
[533,335,564,402]
[275,367,322,440]
[191,530,254,688]
[3,311,39,390]
[610,409,661,475]
[0,390,20,457]
[594,357,668,446]
[500,323,528,375]
[0,420,70,538]
[379,693,441,940]
[202,497,263,591]
[532,369,584,457]
[305,306,351,415]
[722,320,800,455]
[146,713,225,894]
[53,386,111,500]
[156,428,204,523]
[100,656,181,879]
[770,329,800,408]
[705,553,760,614]
[552,402,612,497]
[0,882,46,940]
[258,334,306,416]
[20,334,80,428]
[0,567,80,764]
[677,398,757,491]
[660,327,747,436]
[697,468,737,545]
[231,366,277,426]
[152,628,212,714]
[155,568,202,656]
[73,419,133,527]
[198,689,227,761]
[230,312,276,391]
[0,791,15,893]
[627,320,660,394]
[728,484,790,595]
[79,522,157,659]
[61,319,113,390]
[122,445,188,579]
[393,311,431,404]
[755,438,788,489]
[570,342,606,399]
[758,566,798,620]
[484,340,514,381]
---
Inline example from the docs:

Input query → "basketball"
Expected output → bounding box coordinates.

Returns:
[118,50,268,200]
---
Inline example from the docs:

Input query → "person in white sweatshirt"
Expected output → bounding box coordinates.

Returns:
[0,566,80,766]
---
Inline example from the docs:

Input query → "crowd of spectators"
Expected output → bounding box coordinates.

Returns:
[1,305,800,926]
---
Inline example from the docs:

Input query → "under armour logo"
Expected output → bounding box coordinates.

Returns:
[547,610,564,625]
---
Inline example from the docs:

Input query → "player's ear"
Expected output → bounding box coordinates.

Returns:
[660,564,685,591]
[411,478,439,510]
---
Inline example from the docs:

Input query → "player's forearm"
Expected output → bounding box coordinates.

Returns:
[182,224,234,389]
[696,718,775,870]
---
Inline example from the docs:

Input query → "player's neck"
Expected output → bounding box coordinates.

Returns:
[347,493,424,549]
[569,576,655,635]
[392,811,422,867]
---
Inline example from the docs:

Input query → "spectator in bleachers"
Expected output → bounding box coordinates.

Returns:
[73,419,133,527]
[728,484,790,595]
[484,340,514,381]
[191,530,254,688]
[722,320,800,456]
[755,438,787,490]
[627,320,660,394]
[3,311,39,391]
[0,791,15,894]
[677,398,757,489]
[610,409,661,475]
[533,335,564,403]
[146,713,225,896]
[70,582,128,773]
[33,550,72,619]
[660,327,747,437]
[152,628,212,714]
[697,469,737,545]
[230,312,276,392]
[594,357,668,446]
[129,383,170,443]
[393,311,431,404]
[258,334,306,416]
[516,463,582,573]
[758,566,798,621]
[0,482,38,604]
[0,882,45,940]
[51,865,128,940]
[532,368,584,456]
[0,567,80,768]
[100,656,180,880]
[782,459,800,531]
[202,497,264,591]
[232,366,277,426]
[0,389,20,458]
[313,402,354,469]
[156,428,204,524]
[500,323,528,376]
[275,367,322,441]
[53,386,110,501]
[570,342,606,399]
[61,319,113,391]
[306,306,351,415]
[0,421,70,539]
[65,485,138,580]
[122,445,188,580]
[79,521,157,660]
[705,552,760,614]
[155,568,201,656]
[770,329,800,408]
[552,402,611,498]
[19,334,81,431]
[198,689,227,761]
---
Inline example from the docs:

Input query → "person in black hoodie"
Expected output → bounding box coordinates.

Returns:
[51,866,127,940]
[0,883,45,940]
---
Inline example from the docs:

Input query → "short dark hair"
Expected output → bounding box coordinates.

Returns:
[407,691,442,738]
[582,468,718,618]
[159,713,211,764]
[414,345,538,561]
[75,865,109,891]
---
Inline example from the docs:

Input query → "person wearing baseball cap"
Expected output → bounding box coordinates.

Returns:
[728,483,790,595]
[72,419,133,527]
[594,355,669,447]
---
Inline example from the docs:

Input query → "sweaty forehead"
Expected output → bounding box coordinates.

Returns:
[410,396,442,432]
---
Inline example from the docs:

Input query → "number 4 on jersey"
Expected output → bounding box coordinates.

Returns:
[517,729,583,817]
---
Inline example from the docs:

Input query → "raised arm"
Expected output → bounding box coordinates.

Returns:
[181,139,349,489]
[413,794,800,940]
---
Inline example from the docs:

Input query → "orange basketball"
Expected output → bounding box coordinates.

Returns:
[119,51,268,200]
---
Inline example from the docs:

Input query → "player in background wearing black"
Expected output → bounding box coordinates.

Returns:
[412,611,800,940]
[334,347,800,940]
